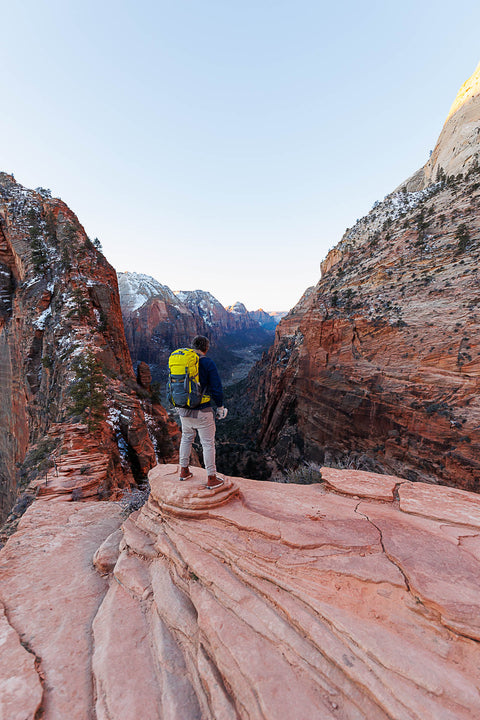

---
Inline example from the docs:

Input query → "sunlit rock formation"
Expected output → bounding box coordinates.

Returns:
[405,62,480,190]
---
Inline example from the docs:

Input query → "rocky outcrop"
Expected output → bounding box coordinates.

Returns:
[0,499,123,720]
[1,464,480,718]
[0,176,173,523]
[404,62,480,191]
[257,66,480,491]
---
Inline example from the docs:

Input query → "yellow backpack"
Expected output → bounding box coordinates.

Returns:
[166,348,211,408]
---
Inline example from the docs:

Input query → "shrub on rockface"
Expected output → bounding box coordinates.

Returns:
[120,484,150,517]
[282,462,323,485]
[19,437,59,489]
[70,350,107,430]
[455,223,470,254]
[66,288,91,320]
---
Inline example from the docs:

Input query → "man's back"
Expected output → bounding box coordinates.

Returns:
[198,355,223,409]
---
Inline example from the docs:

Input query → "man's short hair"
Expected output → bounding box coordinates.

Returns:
[193,335,209,353]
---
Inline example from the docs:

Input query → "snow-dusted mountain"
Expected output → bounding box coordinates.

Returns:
[117,272,182,313]
[174,289,231,328]
[117,272,275,385]
[119,272,285,331]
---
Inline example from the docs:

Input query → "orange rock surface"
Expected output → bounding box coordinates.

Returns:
[0,500,123,720]
[2,465,480,719]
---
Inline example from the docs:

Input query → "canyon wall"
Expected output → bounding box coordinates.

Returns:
[257,64,480,491]
[1,463,480,719]
[0,176,174,524]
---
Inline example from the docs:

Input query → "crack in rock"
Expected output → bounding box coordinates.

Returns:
[1,600,45,719]
[354,502,480,644]
[354,501,411,594]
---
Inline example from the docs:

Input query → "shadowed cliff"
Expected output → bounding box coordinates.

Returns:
[0,175,177,526]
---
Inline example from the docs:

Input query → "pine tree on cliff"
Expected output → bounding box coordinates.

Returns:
[70,351,107,431]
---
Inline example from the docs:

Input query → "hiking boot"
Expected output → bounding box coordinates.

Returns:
[205,475,224,490]
[179,466,193,481]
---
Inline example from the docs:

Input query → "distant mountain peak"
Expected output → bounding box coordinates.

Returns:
[117,271,177,312]
[446,61,480,121]
[404,60,480,191]
[226,302,248,315]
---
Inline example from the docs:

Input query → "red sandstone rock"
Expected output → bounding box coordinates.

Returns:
[0,601,43,720]
[0,175,177,522]
[398,480,480,527]
[93,528,123,574]
[0,499,123,719]
[1,466,480,718]
[136,360,152,390]
[321,467,400,500]
[257,68,480,491]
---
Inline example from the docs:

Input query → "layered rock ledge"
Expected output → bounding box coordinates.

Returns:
[1,465,480,719]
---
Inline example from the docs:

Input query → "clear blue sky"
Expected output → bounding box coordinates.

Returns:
[1,1,479,310]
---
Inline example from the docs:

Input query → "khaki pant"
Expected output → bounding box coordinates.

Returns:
[179,412,216,475]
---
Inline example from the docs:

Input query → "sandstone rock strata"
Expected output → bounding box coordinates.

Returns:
[1,465,480,718]
[257,67,480,490]
[0,500,123,720]
[0,176,175,522]
[0,601,43,720]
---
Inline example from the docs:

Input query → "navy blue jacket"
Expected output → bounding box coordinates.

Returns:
[199,355,223,408]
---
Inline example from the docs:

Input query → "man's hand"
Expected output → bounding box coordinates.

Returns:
[216,406,228,420]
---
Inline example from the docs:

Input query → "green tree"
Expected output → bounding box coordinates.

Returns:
[27,212,48,271]
[66,288,91,320]
[70,350,107,430]
[455,223,470,254]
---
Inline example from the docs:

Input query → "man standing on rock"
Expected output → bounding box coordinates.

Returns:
[178,336,227,489]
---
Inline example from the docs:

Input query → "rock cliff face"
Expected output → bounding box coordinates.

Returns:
[1,464,480,719]
[249,308,284,331]
[405,62,480,191]
[118,272,274,384]
[0,176,173,524]
[257,66,480,491]
[176,289,239,332]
